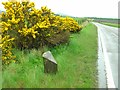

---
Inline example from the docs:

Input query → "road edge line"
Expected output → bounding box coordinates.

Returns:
[98,28,116,88]
[97,27,107,88]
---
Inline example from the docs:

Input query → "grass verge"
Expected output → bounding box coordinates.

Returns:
[100,22,120,28]
[2,23,98,88]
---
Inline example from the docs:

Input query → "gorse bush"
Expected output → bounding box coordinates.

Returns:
[61,17,82,32]
[46,31,70,47]
[0,22,16,64]
[1,1,82,65]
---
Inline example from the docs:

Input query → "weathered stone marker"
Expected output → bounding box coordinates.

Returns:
[42,51,58,74]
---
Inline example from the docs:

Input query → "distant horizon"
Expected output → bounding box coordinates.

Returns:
[0,9,119,19]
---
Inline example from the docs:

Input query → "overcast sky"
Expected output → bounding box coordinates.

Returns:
[0,0,119,18]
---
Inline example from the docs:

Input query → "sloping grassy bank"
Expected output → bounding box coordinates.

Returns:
[2,23,98,88]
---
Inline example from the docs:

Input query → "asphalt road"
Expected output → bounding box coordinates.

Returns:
[93,22,118,88]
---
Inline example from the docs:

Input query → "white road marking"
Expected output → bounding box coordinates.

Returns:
[93,22,117,88]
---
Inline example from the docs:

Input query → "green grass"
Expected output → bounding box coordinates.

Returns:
[2,23,98,88]
[73,17,87,25]
[100,22,120,28]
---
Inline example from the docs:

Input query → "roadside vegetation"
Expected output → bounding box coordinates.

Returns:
[74,17,87,25]
[2,23,98,88]
[0,1,82,65]
[1,1,98,88]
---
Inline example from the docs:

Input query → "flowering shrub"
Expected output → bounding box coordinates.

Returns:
[1,1,82,64]
[61,17,82,32]
[0,21,16,64]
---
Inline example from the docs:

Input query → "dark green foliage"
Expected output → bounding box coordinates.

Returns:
[46,31,70,47]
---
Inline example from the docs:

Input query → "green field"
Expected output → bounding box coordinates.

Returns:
[100,22,120,28]
[90,17,120,28]
[2,23,98,88]
[73,17,87,25]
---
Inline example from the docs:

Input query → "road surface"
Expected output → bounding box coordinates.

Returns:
[93,22,118,88]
